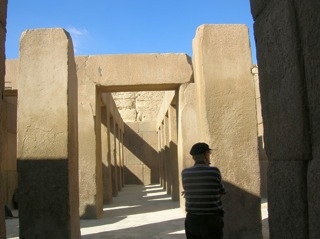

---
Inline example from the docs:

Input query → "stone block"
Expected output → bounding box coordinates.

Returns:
[268,160,308,238]
[308,159,320,239]
[193,24,261,239]
[143,165,151,185]
[250,0,272,20]
[114,98,135,109]
[125,165,143,184]
[125,122,139,132]
[5,60,19,90]
[17,28,80,238]
[126,150,143,166]
[254,1,311,160]
[118,108,136,122]
[74,54,193,92]
[6,132,17,170]
[112,92,136,100]
[142,131,158,147]
[139,121,155,132]
[294,1,320,161]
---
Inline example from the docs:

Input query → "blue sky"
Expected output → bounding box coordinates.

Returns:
[5,1,256,63]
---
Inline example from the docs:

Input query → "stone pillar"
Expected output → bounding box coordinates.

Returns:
[177,82,199,209]
[295,3,320,239]
[101,103,112,204]
[192,24,261,238]
[120,130,125,187]
[116,124,121,191]
[17,28,80,239]
[251,1,320,238]
[110,117,118,196]
[76,58,103,219]
[164,115,171,195]
[0,0,7,238]
[157,126,163,186]
[169,102,179,201]
[160,123,166,189]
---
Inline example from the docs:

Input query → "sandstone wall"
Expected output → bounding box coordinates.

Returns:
[112,91,164,122]
[124,121,159,185]
[179,24,262,239]
[17,28,80,239]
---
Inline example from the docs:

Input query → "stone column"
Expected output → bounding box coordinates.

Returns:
[164,115,171,195]
[120,130,125,187]
[76,57,103,219]
[177,82,199,209]
[110,117,118,196]
[0,0,7,238]
[101,102,112,204]
[116,124,122,191]
[160,123,166,189]
[251,1,320,238]
[17,28,80,239]
[157,126,163,186]
[169,102,179,201]
[295,2,320,239]
[192,24,261,238]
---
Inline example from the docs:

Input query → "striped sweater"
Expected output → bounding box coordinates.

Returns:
[181,162,225,215]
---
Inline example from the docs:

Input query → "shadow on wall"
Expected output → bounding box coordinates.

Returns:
[124,166,143,185]
[222,181,263,239]
[123,123,160,184]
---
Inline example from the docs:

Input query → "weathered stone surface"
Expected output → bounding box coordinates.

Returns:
[17,28,80,239]
[295,0,320,161]
[75,54,193,92]
[254,0,311,161]
[192,24,261,239]
[4,59,18,90]
[177,82,200,208]
[250,0,272,20]
[252,1,320,238]
[268,160,308,239]
[294,2,320,238]
[308,159,320,239]
[124,121,159,184]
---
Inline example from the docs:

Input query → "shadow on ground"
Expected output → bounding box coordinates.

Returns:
[80,184,186,238]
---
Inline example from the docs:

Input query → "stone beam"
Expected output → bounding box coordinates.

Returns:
[75,54,193,92]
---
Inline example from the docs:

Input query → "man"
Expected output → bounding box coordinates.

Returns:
[181,142,226,239]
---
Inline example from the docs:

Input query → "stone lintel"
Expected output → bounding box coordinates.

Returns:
[75,53,193,91]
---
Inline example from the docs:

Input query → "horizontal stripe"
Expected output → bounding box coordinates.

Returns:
[182,163,225,215]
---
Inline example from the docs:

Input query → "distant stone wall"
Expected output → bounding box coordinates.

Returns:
[112,91,164,122]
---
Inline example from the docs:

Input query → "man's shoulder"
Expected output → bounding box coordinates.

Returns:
[210,166,221,171]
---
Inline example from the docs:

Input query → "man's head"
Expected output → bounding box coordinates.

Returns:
[190,142,212,164]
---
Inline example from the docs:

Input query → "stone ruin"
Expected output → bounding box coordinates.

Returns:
[1,1,319,239]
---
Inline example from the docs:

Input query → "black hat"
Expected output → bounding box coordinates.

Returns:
[190,142,212,155]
